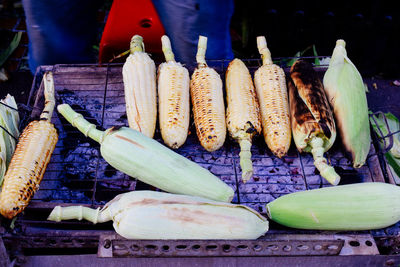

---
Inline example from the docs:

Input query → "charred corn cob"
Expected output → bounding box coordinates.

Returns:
[0,72,58,219]
[123,35,157,138]
[57,104,234,202]
[288,60,340,185]
[190,36,226,152]
[48,190,268,239]
[226,58,262,182]
[323,40,371,168]
[158,35,190,149]
[254,36,291,158]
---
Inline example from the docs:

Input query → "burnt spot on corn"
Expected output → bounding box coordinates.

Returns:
[190,67,225,151]
[288,77,314,127]
[0,121,58,219]
[109,126,123,133]
[289,60,335,137]
[318,118,332,139]
[115,134,145,149]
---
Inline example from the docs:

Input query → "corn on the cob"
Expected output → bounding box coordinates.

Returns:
[226,58,261,182]
[48,190,268,239]
[57,104,234,202]
[190,36,226,152]
[288,60,339,185]
[123,35,157,138]
[0,72,58,219]
[323,40,371,168]
[254,36,291,158]
[158,35,190,149]
[267,182,400,230]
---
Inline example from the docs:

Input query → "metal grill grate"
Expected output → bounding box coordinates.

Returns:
[23,61,386,216]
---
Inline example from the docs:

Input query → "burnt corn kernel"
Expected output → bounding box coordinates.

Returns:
[190,65,226,152]
[0,120,58,219]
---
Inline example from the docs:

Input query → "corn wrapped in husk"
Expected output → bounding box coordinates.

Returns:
[323,40,371,168]
[48,191,269,240]
[267,182,400,230]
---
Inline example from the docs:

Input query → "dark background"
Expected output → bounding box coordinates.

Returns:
[0,0,399,108]
[231,0,400,77]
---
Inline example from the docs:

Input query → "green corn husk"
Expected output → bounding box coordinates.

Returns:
[57,104,234,202]
[266,182,400,231]
[370,112,400,182]
[0,94,19,185]
[48,191,268,240]
[323,39,371,168]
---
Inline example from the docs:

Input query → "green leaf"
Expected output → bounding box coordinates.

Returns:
[286,52,301,67]
[286,45,316,67]
[312,45,320,66]
[370,111,400,184]
[386,153,400,184]
[0,32,22,67]
[0,94,20,186]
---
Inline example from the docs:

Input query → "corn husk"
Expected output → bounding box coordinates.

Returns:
[323,40,371,168]
[267,182,400,230]
[48,191,269,240]
[0,94,19,185]
[57,104,234,202]
[289,60,339,185]
[370,112,400,183]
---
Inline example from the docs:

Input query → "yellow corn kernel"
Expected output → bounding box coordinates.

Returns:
[158,35,190,149]
[254,36,291,158]
[226,58,261,182]
[123,35,157,138]
[190,36,226,152]
[0,72,58,219]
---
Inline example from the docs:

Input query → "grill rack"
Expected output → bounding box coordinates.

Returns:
[3,59,399,257]
[23,60,390,209]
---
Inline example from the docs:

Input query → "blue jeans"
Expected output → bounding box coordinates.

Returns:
[23,0,100,73]
[152,0,234,67]
[23,0,234,72]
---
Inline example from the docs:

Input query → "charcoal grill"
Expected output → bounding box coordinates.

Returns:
[2,59,400,265]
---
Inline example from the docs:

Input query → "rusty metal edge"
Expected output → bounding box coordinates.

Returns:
[19,254,400,267]
[95,234,381,258]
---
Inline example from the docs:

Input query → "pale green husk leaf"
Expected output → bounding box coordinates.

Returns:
[323,40,371,168]
[267,182,400,230]
[0,94,19,185]
[48,191,269,240]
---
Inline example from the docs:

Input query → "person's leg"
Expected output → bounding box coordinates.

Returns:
[152,0,234,67]
[22,0,101,73]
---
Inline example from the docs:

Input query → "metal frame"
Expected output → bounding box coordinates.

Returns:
[1,61,398,259]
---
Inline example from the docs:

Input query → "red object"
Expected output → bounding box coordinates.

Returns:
[99,0,165,63]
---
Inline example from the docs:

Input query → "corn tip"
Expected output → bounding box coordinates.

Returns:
[336,39,346,47]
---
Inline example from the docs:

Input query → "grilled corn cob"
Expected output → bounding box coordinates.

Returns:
[267,182,400,230]
[48,190,268,239]
[226,58,262,182]
[57,104,234,202]
[254,36,291,158]
[288,60,340,185]
[0,72,58,219]
[323,40,371,168]
[158,35,190,149]
[123,35,157,138]
[190,36,226,152]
